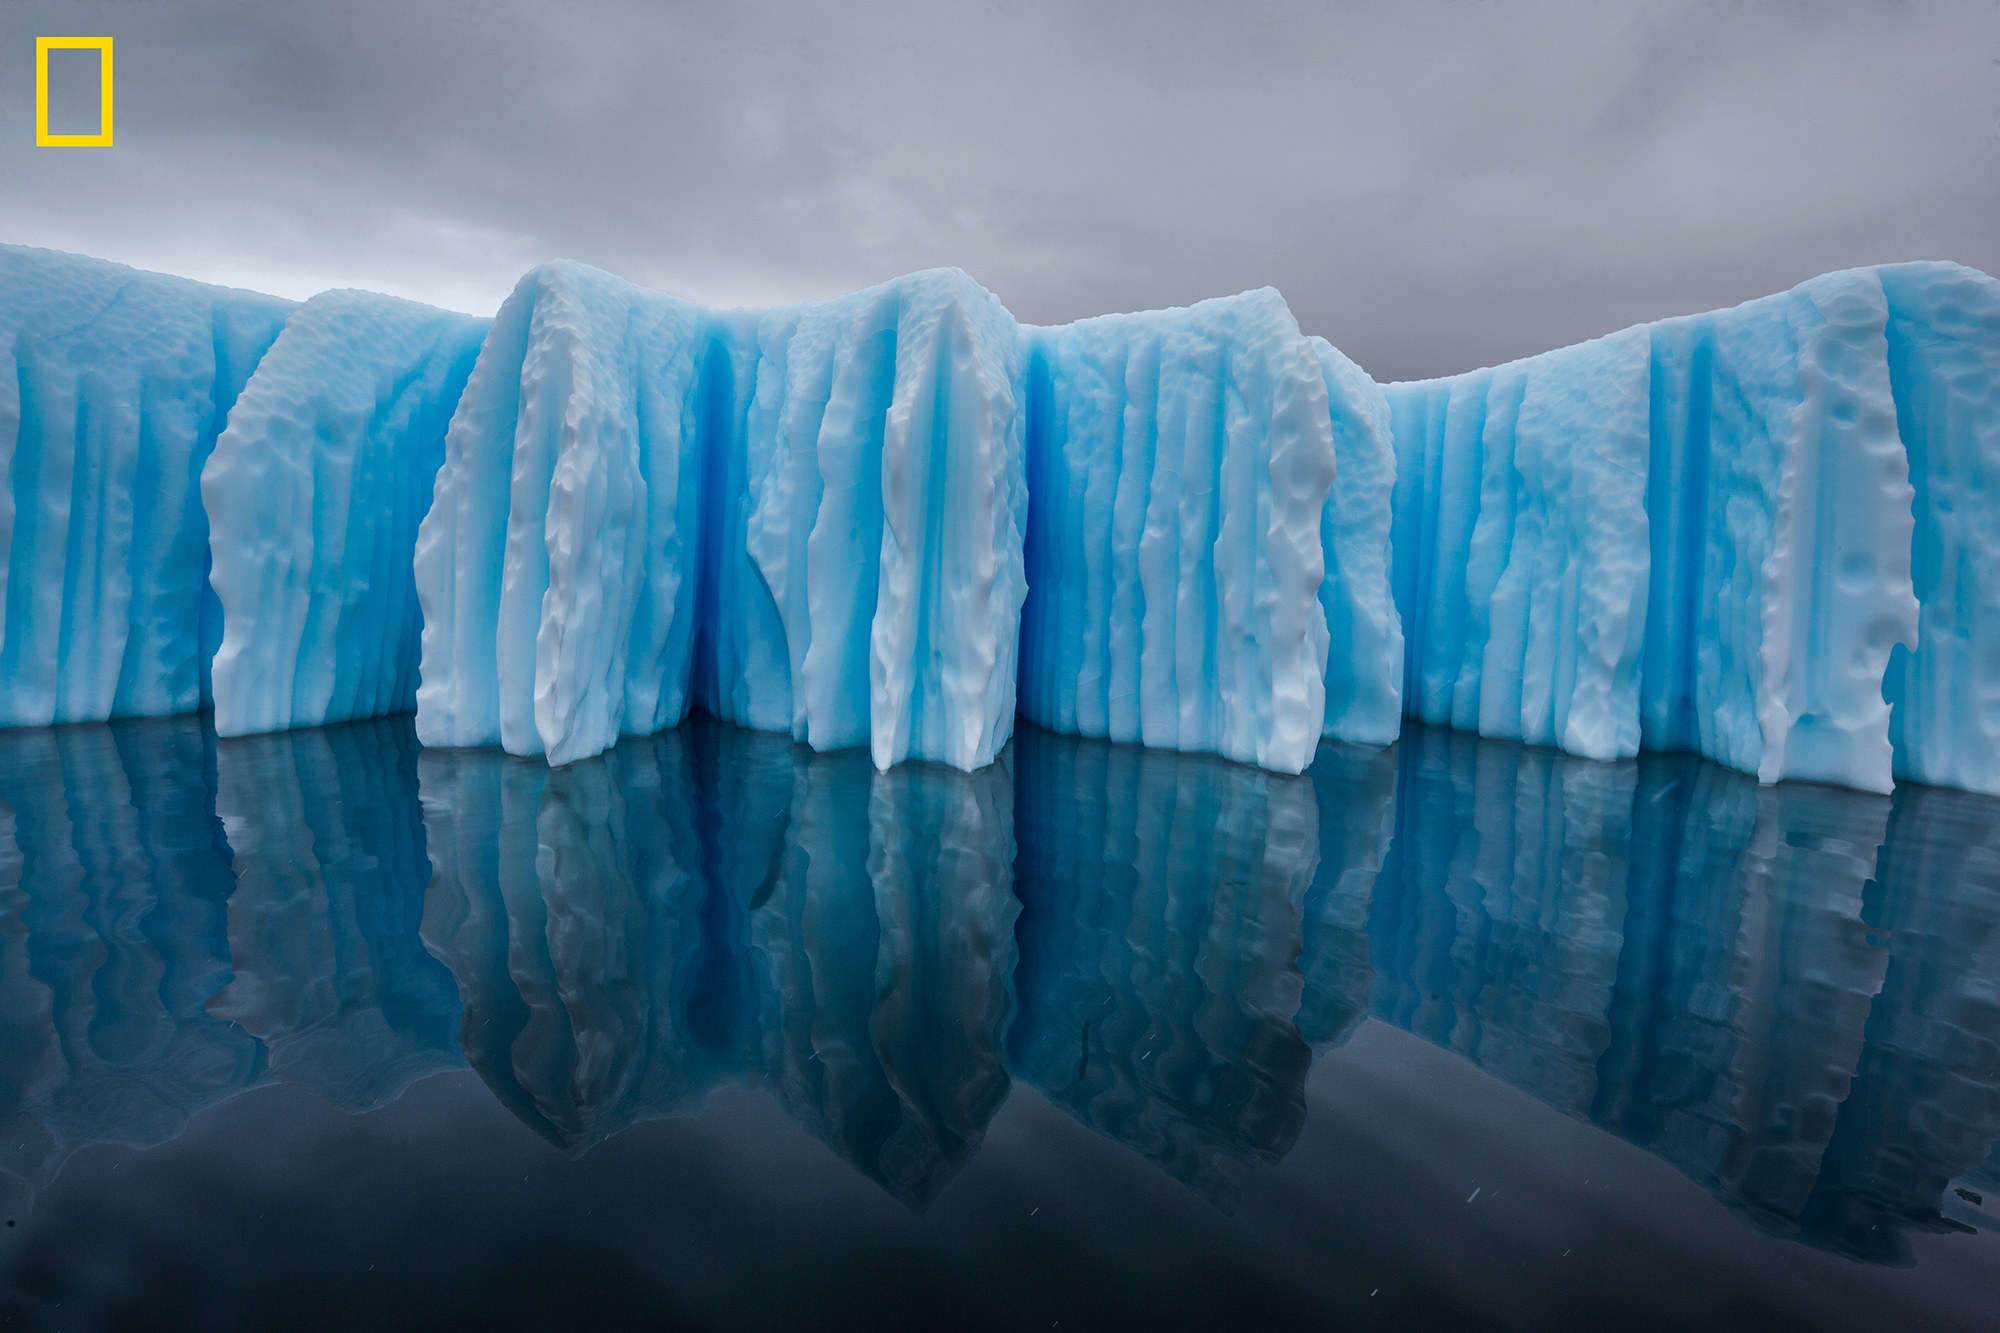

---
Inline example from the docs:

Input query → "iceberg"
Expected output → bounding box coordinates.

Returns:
[1387,324,1656,765]
[204,290,487,737]
[1642,269,1917,793]
[2,241,1998,797]
[0,245,294,725]
[1313,338,1404,747]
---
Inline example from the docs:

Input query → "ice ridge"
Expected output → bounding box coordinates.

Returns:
[686,268,1028,772]
[413,261,706,765]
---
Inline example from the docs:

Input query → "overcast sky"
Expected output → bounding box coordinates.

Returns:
[3,0,1997,382]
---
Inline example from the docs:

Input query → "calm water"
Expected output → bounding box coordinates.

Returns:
[0,715,1995,1331]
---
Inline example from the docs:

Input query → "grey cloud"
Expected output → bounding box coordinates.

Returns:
[2,0,1996,381]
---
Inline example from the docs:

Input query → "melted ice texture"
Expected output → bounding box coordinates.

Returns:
[2,243,1996,793]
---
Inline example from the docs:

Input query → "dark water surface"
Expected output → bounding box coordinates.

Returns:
[0,715,1995,1331]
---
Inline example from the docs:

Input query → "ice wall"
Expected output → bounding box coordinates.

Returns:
[204,290,487,737]
[0,245,294,725]
[1018,291,1337,775]
[412,264,1026,773]
[1388,325,1655,764]
[1643,269,1917,792]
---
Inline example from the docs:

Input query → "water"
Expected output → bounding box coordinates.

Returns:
[0,714,1995,1331]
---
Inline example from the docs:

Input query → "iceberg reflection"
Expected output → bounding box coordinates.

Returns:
[0,719,262,1188]
[1008,730,1322,1208]
[0,713,1992,1260]
[419,722,1017,1206]
[210,722,463,1113]
[1368,726,2000,1259]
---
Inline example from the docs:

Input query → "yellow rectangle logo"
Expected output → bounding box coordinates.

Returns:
[36,37,114,147]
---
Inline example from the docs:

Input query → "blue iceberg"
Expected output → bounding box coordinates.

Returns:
[1877,263,2000,794]
[2,242,1997,797]
[690,268,1028,774]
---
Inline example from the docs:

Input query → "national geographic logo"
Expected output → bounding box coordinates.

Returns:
[35,37,114,147]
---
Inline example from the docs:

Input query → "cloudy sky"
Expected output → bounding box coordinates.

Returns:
[3,0,1996,381]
